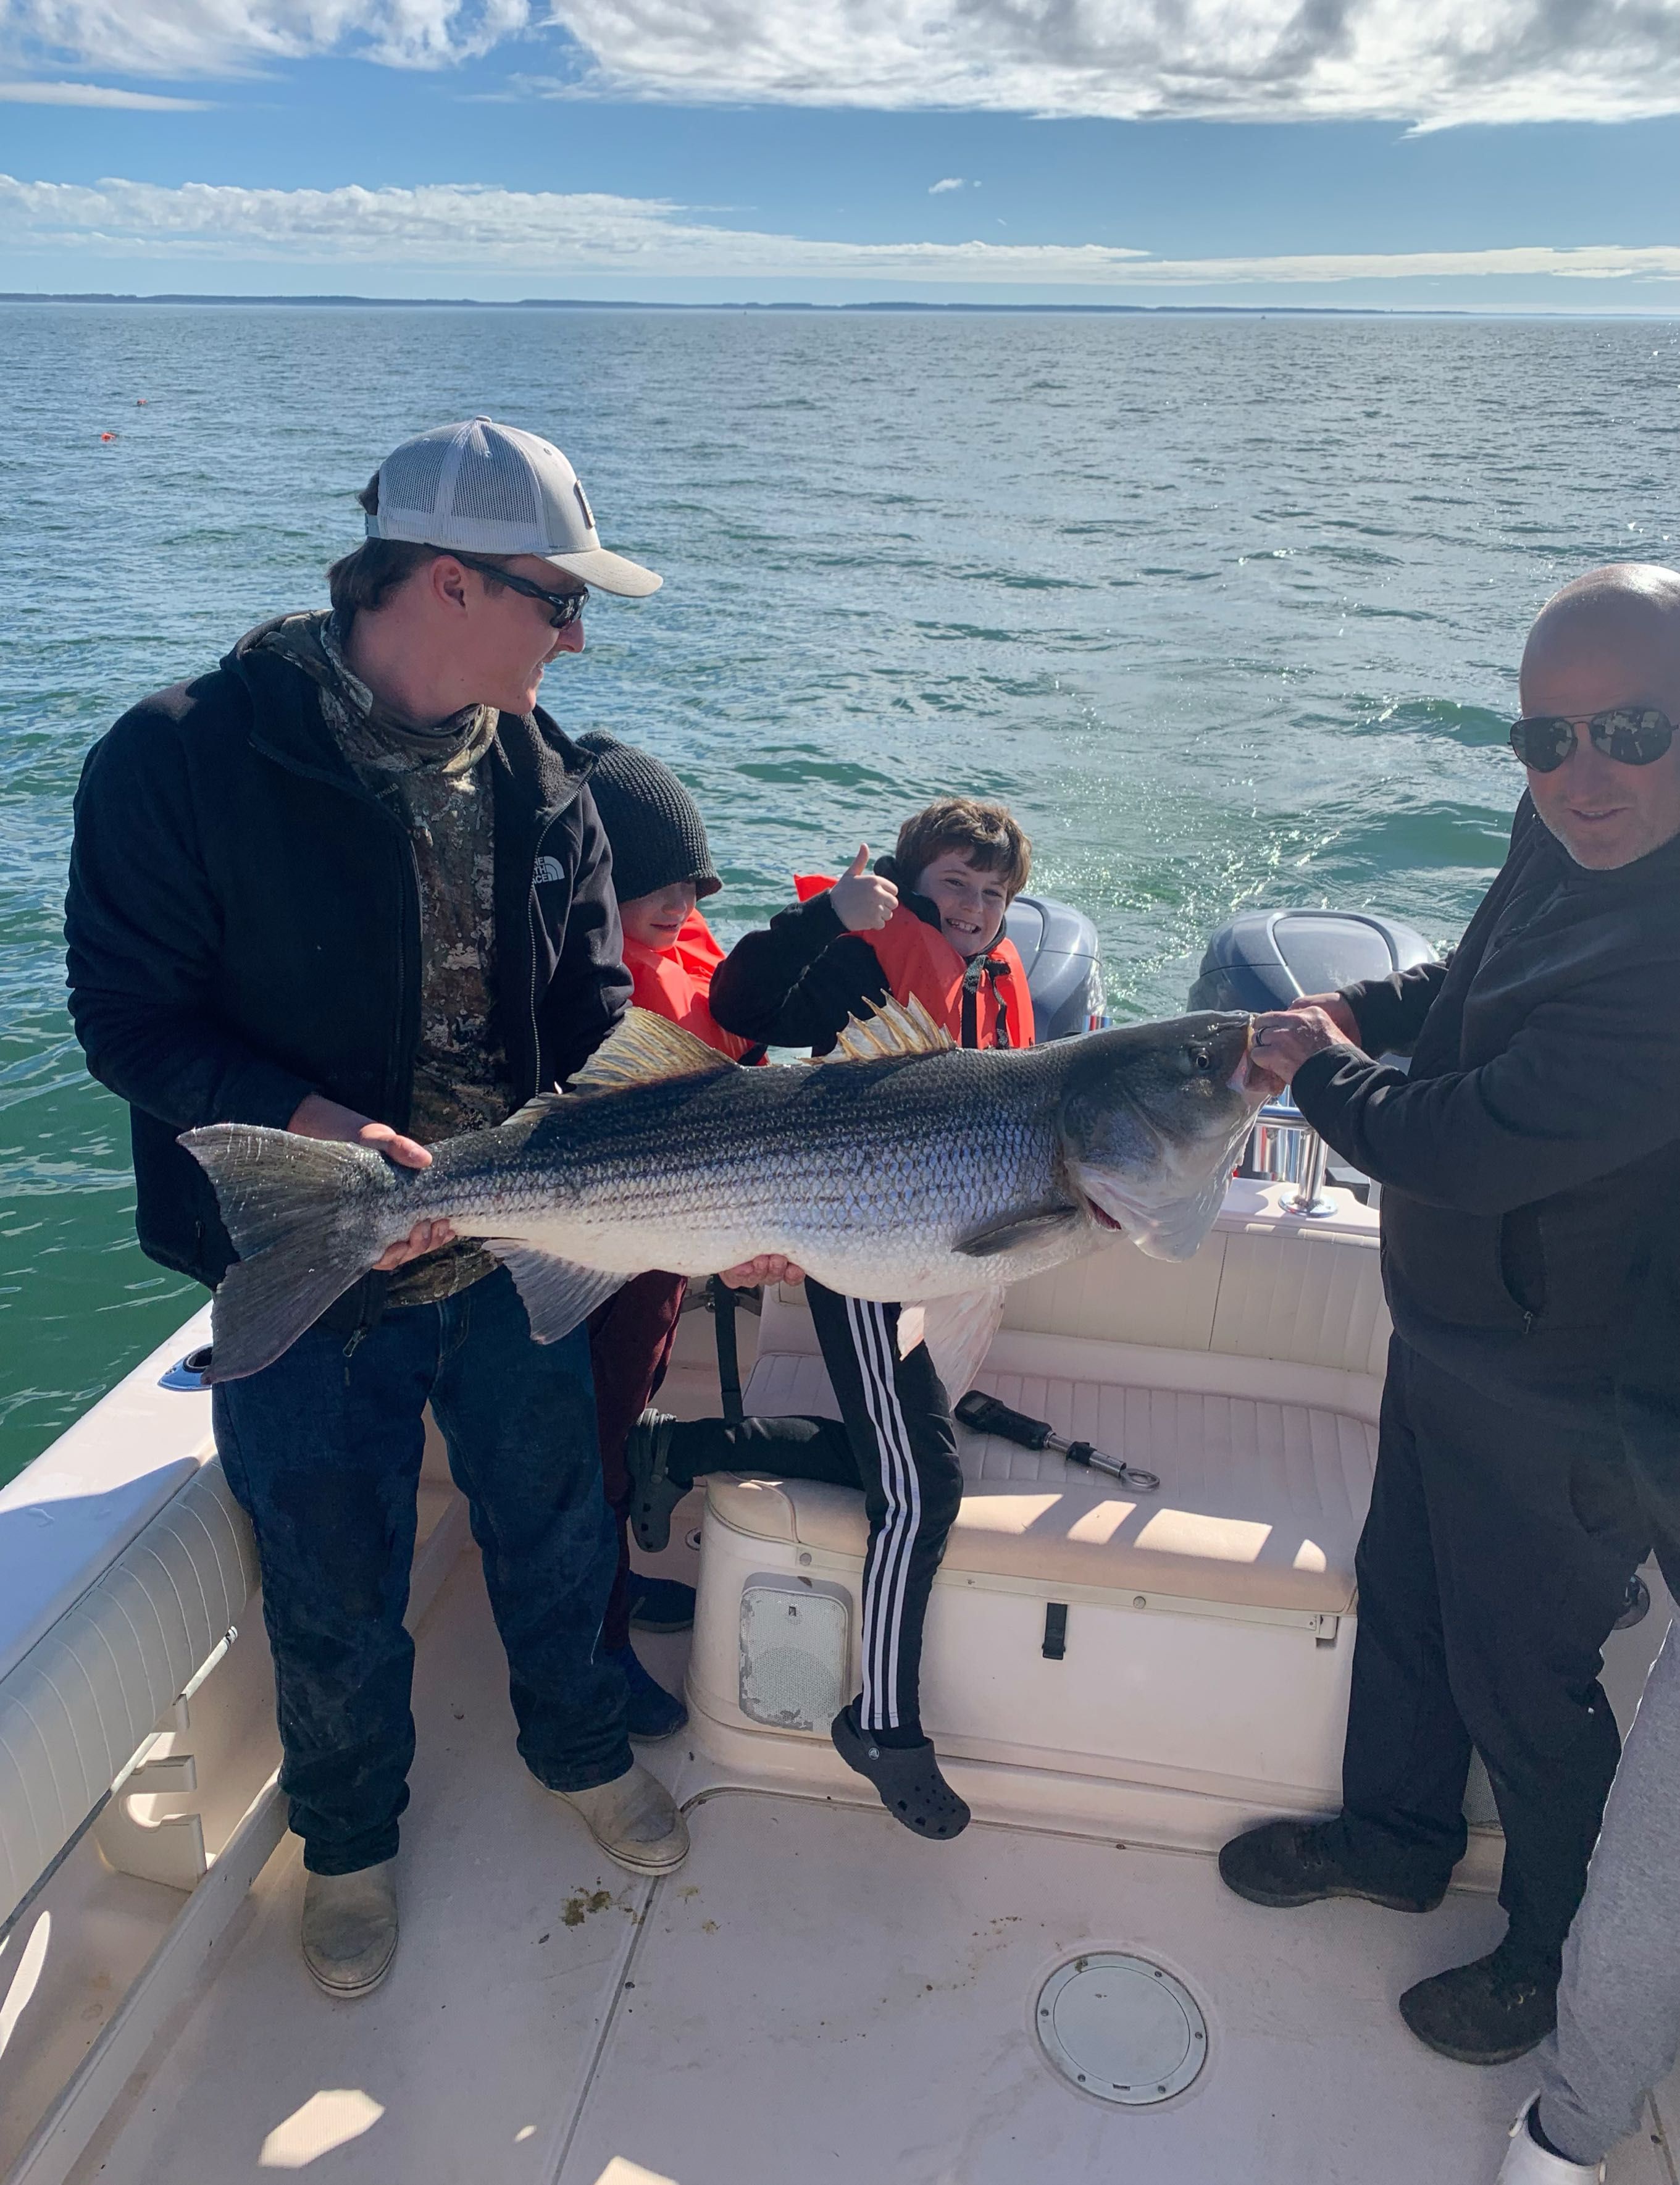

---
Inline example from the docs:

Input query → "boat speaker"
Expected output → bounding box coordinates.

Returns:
[738,1577,851,1734]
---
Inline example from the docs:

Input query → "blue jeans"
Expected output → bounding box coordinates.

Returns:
[212,1267,630,1875]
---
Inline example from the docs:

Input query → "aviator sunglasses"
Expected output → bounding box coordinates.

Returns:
[449,551,588,631]
[1509,707,1675,773]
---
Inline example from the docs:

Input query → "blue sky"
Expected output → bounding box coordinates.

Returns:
[2,2,1679,308]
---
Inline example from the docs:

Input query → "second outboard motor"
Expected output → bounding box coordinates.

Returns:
[1005,895,1106,1042]
[1189,908,1435,1015]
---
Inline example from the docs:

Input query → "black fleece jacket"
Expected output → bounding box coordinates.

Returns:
[64,622,630,1296]
[1292,795,1680,1389]
[709,889,898,1053]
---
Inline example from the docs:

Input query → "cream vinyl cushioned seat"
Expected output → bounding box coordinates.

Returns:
[709,1189,1389,1621]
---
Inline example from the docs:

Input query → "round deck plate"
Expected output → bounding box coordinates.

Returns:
[1035,1953,1208,2106]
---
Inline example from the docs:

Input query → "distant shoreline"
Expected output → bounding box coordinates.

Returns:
[5,291,1674,321]
[2,291,1406,314]
[0,290,1605,317]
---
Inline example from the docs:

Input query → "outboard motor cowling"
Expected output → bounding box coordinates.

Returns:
[1191,907,1436,1208]
[1189,908,1435,1015]
[1005,894,1106,1042]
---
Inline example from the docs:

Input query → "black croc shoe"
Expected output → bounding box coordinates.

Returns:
[625,1409,688,1553]
[1218,1818,1449,1913]
[1399,1941,1558,2065]
[831,1704,970,1841]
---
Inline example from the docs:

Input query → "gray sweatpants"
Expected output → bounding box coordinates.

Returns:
[1536,1616,1680,2166]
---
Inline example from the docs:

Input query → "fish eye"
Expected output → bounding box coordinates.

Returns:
[1189,1046,1214,1073]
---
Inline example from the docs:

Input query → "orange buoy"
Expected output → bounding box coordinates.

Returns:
[99,431,116,442]
[136,398,147,406]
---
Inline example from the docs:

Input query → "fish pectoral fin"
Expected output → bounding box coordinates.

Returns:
[567,1006,738,1094]
[914,1286,1008,1399]
[821,995,956,1064]
[480,1242,627,1343]
[953,1204,1083,1259]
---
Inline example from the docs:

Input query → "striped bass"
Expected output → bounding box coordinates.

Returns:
[182,999,1263,1383]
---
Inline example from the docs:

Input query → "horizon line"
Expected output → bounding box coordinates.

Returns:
[6,289,1680,319]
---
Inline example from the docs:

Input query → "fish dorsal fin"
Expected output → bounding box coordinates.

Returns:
[495,1091,569,1145]
[568,1005,738,1093]
[822,994,956,1064]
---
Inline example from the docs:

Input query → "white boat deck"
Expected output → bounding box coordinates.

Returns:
[59,1534,1678,2185]
[7,1206,1678,2185]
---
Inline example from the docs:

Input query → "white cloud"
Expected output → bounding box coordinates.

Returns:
[0,0,530,75]
[929,176,965,192]
[553,0,1680,125]
[0,77,211,104]
[3,173,1679,288]
[3,0,1680,122]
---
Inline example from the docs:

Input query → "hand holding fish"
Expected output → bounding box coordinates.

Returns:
[719,1254,806,1289]
[287,1093,456,1270]
[1251,1005,1365,1086]
[1287,991,1361,1042]
[829,845,898,934]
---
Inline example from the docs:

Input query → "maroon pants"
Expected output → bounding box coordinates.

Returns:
[587,1272,688,1651]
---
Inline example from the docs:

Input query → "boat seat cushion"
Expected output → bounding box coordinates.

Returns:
[711,1350,1377,1617]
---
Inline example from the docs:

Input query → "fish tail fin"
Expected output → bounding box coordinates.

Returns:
[180,1124,398,1382]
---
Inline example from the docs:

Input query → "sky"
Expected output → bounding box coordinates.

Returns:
[1,1,1679,309]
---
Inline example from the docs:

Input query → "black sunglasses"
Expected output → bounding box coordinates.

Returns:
[1508,708,1675,773]
[450,551,588,631]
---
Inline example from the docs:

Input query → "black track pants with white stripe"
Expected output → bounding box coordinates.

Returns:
[665,1281,964,1738]
[807,1280,964,1740]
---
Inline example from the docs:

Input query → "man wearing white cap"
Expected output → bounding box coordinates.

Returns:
[66,419,686,1998]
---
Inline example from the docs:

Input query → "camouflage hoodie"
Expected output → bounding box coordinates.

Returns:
[255,610,508,1302]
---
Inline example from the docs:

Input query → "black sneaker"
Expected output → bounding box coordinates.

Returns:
[1398,1940,1558,2065]
[603,1642,688,1742]
[626,1575,696,1634]
[1218,1818,1449,1913]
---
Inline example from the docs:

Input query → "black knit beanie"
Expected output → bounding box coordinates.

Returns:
[575,732,721,904]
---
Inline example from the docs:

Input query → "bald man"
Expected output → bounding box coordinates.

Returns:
[1218,564,1680,2070]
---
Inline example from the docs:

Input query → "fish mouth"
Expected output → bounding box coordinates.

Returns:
[1232,1018,1277,1106]
[1066,1143,1160,1235]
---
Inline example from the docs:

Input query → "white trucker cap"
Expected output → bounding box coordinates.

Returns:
[366,416,661,597]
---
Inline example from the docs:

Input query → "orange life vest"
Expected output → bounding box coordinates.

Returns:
[794,876,1035,1050]
[621,909,756,1062]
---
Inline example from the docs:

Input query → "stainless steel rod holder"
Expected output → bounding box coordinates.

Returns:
[1250,1094,1339,1218]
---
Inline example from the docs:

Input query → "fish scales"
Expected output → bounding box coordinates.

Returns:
[179,1005,1262,1380]
[416,1046,1063,1299]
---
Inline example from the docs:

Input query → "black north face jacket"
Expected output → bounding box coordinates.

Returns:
[64,622,630,1298]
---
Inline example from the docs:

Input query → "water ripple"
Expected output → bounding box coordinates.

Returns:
[1,304,1677,1477]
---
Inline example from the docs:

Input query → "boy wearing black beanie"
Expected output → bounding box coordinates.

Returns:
[574,736,754,1740]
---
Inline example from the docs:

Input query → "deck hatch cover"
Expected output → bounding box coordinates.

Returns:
[1035,1953,1208,2105]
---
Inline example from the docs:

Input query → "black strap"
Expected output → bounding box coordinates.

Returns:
[960,953,1013,1050]
[709,1274,745,1423]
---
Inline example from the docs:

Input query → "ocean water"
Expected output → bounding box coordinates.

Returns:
[1,302,1676,1482]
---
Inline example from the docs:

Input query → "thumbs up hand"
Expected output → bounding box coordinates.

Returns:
[828,844,898,934]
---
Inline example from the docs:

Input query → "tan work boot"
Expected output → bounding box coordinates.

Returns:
[301,1859,398,1998]
[554,1762,689,1876]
